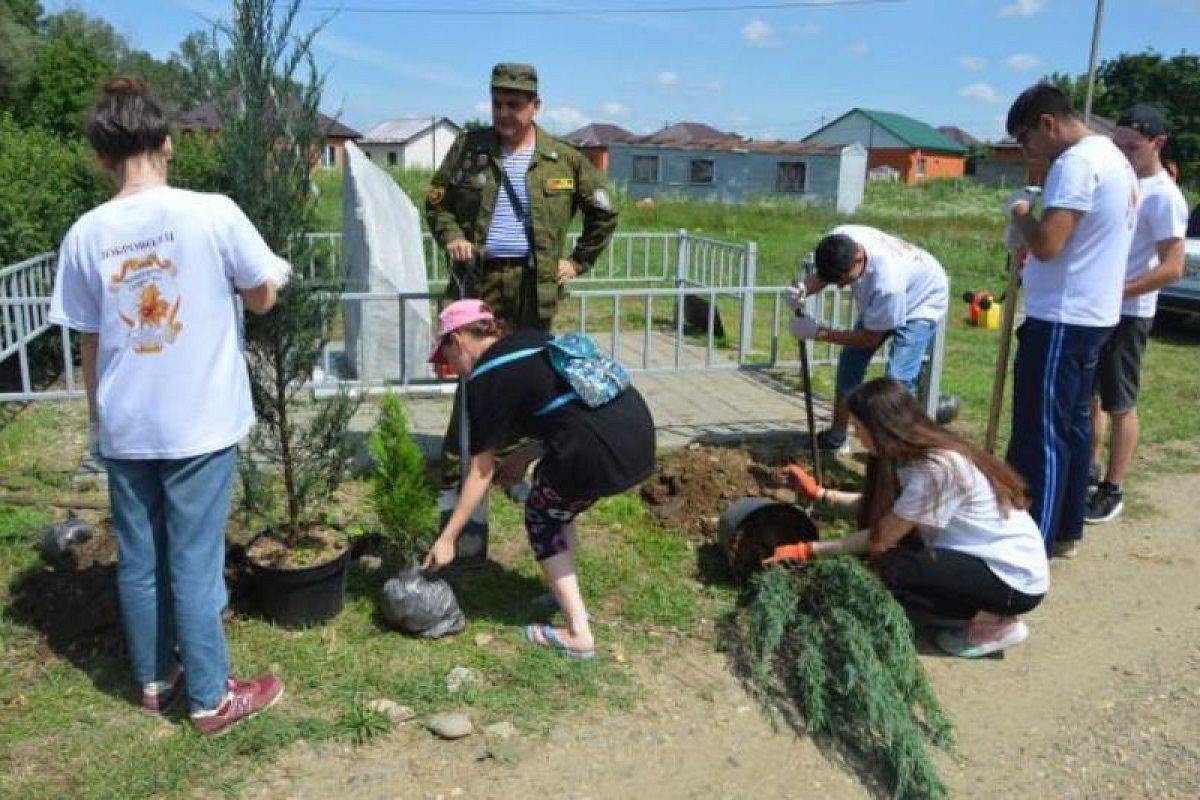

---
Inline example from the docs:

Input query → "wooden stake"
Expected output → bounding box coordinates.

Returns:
[984,253,1023,454]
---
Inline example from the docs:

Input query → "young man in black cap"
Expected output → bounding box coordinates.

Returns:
[1086,103,1189,524]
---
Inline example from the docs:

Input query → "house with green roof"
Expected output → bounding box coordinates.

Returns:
[802,108,968,185]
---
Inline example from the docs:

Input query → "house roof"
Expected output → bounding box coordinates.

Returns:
[177,96,361,139]
[805,108,968,154]
[936,125,981,148]
[641,121,738,147]
[563,122,637,147]
[361,117,460,144]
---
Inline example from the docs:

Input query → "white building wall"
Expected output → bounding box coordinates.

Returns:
[357,120,461,170]
[807,113,906,149]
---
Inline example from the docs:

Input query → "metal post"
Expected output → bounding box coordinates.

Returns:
[921,312,947,419]
[1083,0,1105,124]
[739,243,757,365]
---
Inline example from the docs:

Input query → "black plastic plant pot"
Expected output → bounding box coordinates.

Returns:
[248,540,351,628]
[718,497,819,584]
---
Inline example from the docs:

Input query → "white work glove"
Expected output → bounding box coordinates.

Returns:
[87,425,103,462]
[790,314,821,340]
[1006,188,1037,221]
[1002,222,1025,254]
[784,283,807,310]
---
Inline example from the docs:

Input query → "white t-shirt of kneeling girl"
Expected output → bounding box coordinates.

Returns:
[50,186,288,460]
[893,449,1050,596]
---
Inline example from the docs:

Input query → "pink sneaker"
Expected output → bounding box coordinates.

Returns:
[139,667,184,716]
[935,617,1029,658]
[191,673,284,736]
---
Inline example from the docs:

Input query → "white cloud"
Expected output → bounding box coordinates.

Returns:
[473,101,490,115]
[999,0,1046,18]
[844,40,869,56]
[599,101,627,117]
[960,82,1002,104]
[789,21,822,36]
[1006,52,1041,70]
[960,55,987,71]
[542,105,590,132]
[707,79,726,91]
[315,32,472,89]
[742,18,778,48]
[654,71,680,88]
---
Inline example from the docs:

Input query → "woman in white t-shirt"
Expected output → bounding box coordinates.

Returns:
[49,77,289,734]
[767,378,1049,658]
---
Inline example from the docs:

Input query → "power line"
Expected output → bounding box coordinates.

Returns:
[298,0,904,15]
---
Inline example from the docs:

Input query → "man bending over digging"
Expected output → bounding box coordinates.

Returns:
[787,226,948,456]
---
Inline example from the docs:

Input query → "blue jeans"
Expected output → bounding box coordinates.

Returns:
[1007,318,1112,551]
[835,318,939,397]
[107,446,236,711]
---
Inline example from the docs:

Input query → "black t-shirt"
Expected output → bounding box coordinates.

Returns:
[467,330,656,500]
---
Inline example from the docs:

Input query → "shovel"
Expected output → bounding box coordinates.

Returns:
[795,259,823,484]
[984,252,1022,454]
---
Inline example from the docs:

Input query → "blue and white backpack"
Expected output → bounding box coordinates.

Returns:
[469,332,631,416]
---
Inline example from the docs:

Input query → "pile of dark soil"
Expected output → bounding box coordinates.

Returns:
[8,514,123,659]
[640,445,796,540]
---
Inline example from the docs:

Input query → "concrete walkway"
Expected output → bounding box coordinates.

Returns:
[354,367,833,459]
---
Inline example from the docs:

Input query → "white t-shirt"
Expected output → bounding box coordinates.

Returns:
[1023,135,1138,327]
[1122,170,1189,318]
[49,186,289,459]
[831,225,948,331]
[892,449,1049,595]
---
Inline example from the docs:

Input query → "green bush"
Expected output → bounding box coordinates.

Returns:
[733,558,953,800]
[170,131,227,194]
[0,113,108,264]
[368,393,436,564]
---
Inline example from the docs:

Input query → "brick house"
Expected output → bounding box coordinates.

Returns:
[803,108,968,185]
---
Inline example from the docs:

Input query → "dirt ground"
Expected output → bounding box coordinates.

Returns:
[238,447,1200,800]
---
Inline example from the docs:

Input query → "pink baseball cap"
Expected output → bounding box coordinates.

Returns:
[428,299,495,364]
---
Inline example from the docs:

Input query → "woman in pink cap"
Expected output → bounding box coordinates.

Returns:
[422,300,655,659]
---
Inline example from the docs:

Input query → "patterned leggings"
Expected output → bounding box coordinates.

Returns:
[525,479,595,561]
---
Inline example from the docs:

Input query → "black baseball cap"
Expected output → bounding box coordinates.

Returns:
[1117,103,1168,138]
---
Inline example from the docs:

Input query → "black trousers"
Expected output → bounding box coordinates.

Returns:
[879,542,1044,621]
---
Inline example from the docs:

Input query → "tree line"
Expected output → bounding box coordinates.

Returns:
[0,0,221,263]
[1046,50,1200,187]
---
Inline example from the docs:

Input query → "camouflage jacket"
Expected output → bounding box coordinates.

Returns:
[425,124,618,320]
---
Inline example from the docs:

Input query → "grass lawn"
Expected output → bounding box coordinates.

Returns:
[0,401,732,798]
[2,177,1198,797]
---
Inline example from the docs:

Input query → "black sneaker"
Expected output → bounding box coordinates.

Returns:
[1084,481,1123,525]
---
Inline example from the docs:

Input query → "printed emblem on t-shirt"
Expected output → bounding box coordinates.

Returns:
[109,253,182,354]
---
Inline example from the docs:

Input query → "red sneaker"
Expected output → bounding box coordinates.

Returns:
[191,673,284,736]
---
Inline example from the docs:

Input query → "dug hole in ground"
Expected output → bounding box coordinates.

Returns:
[245,443,1200,800]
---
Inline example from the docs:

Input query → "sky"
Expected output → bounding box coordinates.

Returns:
[45,0,1200,142]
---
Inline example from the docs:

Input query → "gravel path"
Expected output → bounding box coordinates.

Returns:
[244,463,1200,800]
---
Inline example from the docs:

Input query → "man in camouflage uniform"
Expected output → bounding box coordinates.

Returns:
[427,62,619,496]
[425,62,618,330]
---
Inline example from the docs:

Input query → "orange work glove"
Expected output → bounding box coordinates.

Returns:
[763,541,815,566]
[782,464,823,502]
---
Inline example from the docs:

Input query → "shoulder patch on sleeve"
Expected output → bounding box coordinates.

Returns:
[592,188,613,212]
[427,185,445,206]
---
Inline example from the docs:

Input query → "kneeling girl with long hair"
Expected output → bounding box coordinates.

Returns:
[769,378,1049,658]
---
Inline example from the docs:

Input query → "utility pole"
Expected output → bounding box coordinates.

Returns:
[1083,0,1105,124]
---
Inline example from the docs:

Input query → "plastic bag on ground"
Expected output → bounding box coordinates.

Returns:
[40,512,94,566]
[381,567,466,638]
